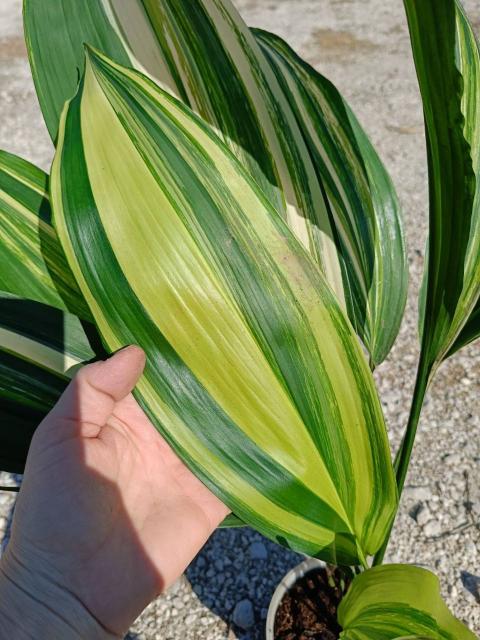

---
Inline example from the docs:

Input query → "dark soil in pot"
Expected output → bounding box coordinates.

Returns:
[273,565,352,640]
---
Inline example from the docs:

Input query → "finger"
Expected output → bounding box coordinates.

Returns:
[46,345,146,427]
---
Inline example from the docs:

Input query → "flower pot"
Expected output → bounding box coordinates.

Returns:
[266,558,352,640]
[266,558,325,639]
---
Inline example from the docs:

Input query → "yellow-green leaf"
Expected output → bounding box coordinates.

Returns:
[0,149,90,320]
[50,50,397,565]
[24,0,407,365]
[338,565,477,640]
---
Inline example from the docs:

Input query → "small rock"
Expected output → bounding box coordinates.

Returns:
[184,613,197,626]
[461,571,480,603]
[249,541,268,560]
[232,599,255,630]
[465,540,477,556]
[443,452,462,465]
[423,519,441,537]
[172,597,184,610]
[404,485,431,501]
[416,504,432,527]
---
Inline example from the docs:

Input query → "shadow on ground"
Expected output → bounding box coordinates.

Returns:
[186,526,302,639]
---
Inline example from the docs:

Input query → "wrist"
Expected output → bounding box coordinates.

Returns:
[0,549,120,640]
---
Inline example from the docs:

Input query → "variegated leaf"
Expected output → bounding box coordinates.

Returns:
[406,0,480,372]
[0,150,90,320]
[24,0,406,365]
[338,565,477,640]
[254,29,407,367]
[50,50,397,565]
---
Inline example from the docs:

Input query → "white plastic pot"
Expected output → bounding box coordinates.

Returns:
[265,557,327,640]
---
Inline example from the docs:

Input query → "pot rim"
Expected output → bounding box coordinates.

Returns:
[265,557,327,640]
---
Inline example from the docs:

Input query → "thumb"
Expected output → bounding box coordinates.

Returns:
[43,345,146,429]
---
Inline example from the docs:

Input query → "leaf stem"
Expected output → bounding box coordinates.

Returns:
[394,357,431,493]
[372,356,432,566]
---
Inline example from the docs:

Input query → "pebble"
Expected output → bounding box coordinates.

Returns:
[403,486,431,501]
[249,541,268,560]
[461,572,480,603]
[417,506,432,527]
[423,520,442,537]
[232,599,255,630]
[184,614,197,626]
[443,452,462,465]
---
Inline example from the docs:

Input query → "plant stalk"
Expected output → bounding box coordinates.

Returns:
[372,356,432,566]
[394,357,431,493]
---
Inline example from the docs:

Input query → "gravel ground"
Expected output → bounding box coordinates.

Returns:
[1,0,479,637]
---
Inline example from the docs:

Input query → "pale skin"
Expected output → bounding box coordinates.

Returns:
[0,346,229,639]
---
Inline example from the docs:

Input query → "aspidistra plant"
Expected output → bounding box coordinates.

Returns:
[0,0,477,637]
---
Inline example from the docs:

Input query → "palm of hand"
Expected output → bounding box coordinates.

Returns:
[5,347,228,635]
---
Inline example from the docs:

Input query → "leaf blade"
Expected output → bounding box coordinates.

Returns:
[254,29,407,366]
[405,0,480,370]
[51,50,397,564]
[338,564,476,640]
[26,0,406,365]
[0,149,90,320]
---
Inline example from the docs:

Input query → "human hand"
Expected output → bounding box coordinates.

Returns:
[0,346,229,639]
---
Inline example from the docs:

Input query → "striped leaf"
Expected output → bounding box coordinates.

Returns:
[24,0,406,365]
[50,50,397,565]
[338,565,476,639]
[406,0,480,372]
[0,294,95,472]
[24,0,344,302]
[0,150,90,320]
[254,29,407,367]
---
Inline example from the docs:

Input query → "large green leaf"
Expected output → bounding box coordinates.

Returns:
[338,565,477,639]
[50,49,397,565]
[254,29,407,367]
[24,0,406,365]
[0,295,95,472]
[0,150,90,320]
[406,0,480,372]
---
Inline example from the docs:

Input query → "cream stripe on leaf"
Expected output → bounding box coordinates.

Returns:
[51,50,397,564]
[25,0,406,365]
[0,150,90,320]
[338,565,476,639]
[254,29,407,368]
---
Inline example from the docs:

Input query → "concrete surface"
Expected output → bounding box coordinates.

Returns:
[0,0,479,637]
